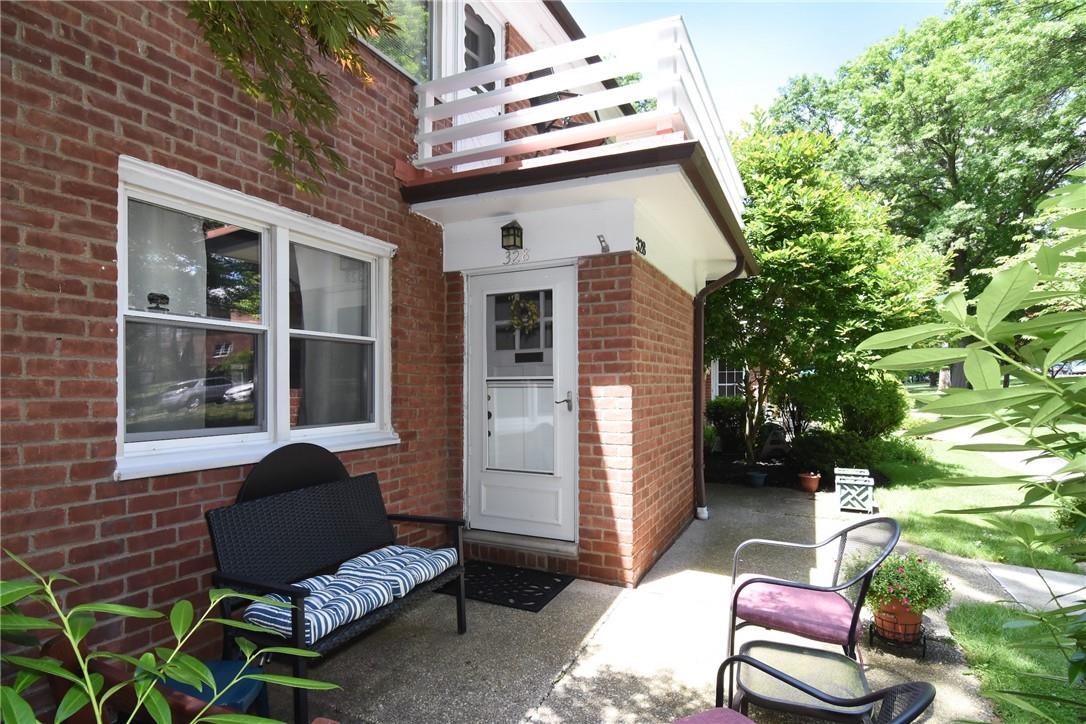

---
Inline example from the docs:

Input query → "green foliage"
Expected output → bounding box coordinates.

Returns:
[771,0,1086,287]
[949,602,1086,724]
[838,372,910,439]
[706,118,944,461]
[0,549,335,724]
[859,171,1086,708]
[772,372,839,437]
[1054,498,1086,534]
[368,0,430,81]
[614,73,658,114]
[863,551,953,614]
[703,422,718,450]
[188,1,397,194]
[705,396,745,433]
[789,429,875,476]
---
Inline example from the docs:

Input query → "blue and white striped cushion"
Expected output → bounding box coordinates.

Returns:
[337,545,458,597]
[242,575,395,645]
[242,546,460,644]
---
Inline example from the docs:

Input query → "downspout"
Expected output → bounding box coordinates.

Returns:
[693,260,746,520]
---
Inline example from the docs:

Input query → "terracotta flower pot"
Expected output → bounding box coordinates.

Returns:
[798,472,821,493]
[874,598,923,642]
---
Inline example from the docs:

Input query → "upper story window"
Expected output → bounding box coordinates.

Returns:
[368,0,432,82]
[117,157,397,479]
[464,4,496,91]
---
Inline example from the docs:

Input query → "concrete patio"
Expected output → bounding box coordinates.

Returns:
[265,483,1011,723]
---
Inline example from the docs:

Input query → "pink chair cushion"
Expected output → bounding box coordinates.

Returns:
[734,576,855,645]
[673,708,754,724]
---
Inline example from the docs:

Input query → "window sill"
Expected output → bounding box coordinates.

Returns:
[114,429,401,481]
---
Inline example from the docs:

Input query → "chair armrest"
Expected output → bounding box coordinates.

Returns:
[212,572,310,599]
[387,514,466,527]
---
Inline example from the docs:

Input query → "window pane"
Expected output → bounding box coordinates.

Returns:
[125,321,262,440]
[127,200,261,322]
[290,338,374,427]
[290,244,371,337]
[487,290,552,377]
[368,0,431,82]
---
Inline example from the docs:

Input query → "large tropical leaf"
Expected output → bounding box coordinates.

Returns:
[975,262,1038,333]
[873,347,968,370]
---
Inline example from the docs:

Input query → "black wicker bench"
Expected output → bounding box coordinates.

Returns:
[205,472,466,724]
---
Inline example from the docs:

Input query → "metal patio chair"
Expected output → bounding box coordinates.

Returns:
[674,653,935,724]
[728,517,900,660]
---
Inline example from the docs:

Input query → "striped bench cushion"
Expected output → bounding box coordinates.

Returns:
[338,545,458,598]
[241,545,457,645]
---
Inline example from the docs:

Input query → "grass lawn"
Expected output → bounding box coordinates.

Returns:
[948,602,1086,723]
[875,437,1078,572]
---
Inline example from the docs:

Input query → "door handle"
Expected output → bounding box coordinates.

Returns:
[555,390,573,412]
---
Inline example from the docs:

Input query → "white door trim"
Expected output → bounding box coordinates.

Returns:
[463,263,578,542]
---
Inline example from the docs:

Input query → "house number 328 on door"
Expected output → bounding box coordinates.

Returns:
[503,248,530,265]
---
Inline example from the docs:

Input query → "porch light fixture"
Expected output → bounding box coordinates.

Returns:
[597,234,610,253]
[501,220,523,250]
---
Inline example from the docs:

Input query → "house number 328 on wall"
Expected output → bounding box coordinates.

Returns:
[503,249,531,265]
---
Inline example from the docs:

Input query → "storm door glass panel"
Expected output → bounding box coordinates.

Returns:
[485,289,555,473]
[127,200,261,322]
[124,322,263,440]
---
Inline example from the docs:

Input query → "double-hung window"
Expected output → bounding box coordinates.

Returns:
[116,157,397,479]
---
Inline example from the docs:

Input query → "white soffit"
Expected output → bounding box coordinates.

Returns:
[410,165,738,294]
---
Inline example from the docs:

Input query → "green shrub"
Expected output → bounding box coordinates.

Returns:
[703,422,718,450]
[706,396,745,432]
[868,435,928,467]
[839,373,909,439]
[773,373,839,437]
[1054,499,1086,536]
[789,429,875,475]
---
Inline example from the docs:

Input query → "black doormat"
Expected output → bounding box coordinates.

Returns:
[438,561,574,612]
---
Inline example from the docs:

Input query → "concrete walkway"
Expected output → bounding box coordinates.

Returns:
[984,561,1086,611]
[265,484,1024,723]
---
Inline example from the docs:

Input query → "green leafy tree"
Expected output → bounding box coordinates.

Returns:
[858,171,1086,718]
[771,0,1086,285]
[188,1,397,194]
[705,118,944,461]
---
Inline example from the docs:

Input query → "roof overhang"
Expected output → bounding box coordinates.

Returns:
[401,140,757,279]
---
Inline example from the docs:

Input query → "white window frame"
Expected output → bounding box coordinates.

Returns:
[115,156,398,481]
[710,359,745,398]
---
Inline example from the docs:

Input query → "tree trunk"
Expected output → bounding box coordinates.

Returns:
[949,361,968,388]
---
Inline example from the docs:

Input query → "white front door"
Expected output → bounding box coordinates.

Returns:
[466,265,577,541]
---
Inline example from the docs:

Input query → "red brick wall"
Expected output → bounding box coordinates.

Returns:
[1,0,458,656]
[465,253,693,588]
[577,253,637,584]
[630,255,694,578]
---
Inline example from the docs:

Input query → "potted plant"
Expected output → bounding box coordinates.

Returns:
[797,471,821,493]
[865,551,952,643]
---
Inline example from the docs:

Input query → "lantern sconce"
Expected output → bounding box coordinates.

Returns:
[596,234,610,253]
[501,220,523,250]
